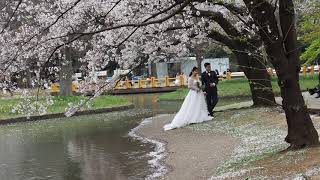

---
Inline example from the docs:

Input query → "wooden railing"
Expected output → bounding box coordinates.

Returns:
[115,75,187,89]
[50,67,318,94]
[301,65,317,76]
[51,83,78,94]
[267,66,319,77]
[50,73,235,93]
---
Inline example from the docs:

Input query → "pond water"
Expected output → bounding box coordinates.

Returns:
[0,94,181,180]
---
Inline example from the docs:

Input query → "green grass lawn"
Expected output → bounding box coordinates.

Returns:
[0,95,130,120]
[159,75,319,101]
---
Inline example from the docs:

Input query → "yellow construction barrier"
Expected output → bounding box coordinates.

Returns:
[303,66,307,76]
[165,76,170,87]
[115,80,121,88]
[125,79,131,89]
[310,65,315,76]
[110,76,190,89]
[51,83,59,93]
[51,83,77,94]
[138,79,143,88]
[53,66,320,94]
[151,77,157,88]
[179,75,185,86]
[226,72,232,80]
[71,83,77,92]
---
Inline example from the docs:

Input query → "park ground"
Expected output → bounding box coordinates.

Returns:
[0,75,319,179]
[136,75,320,179]
[137,107,320,179]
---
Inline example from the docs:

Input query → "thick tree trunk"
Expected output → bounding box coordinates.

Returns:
[235,52,275,106]
[59,46,73,96]
[279,71,319,147]
[203,13,275,106]
[278,0,319,147]
[244,0,319,148]
[246,69,274,106]
[26,68,32,88]
[195,52,203,73]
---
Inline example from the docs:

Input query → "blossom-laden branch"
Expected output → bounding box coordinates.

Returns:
[0,0,23,34]
[0,0,192,77]
[65,54,149,117]
[0,0,293,117]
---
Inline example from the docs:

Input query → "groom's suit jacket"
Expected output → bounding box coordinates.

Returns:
[201,71,219,95]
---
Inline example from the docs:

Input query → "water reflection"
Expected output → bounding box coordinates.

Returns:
[0,110,154,180]
[126,94,182,113]
[0,94,182,180]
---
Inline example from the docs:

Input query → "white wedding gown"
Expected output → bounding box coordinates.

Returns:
[163,77,213,131]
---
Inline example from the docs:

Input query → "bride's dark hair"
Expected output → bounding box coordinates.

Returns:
[189,67,198,77]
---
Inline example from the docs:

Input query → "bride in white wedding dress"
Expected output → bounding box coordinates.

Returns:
[164,67,213,131]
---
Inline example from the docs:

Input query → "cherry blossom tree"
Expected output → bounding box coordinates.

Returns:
[243,0,319,148]
[0,0,287,104]
[0,0,196,115]
[1,0,319,148]
[190,1,275,105]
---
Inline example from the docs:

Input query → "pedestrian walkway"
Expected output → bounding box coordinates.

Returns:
[275,92,320,111]
[213,92,320,112]
[137,114,239,180]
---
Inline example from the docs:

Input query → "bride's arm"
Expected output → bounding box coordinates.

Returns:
[188,78,199,91]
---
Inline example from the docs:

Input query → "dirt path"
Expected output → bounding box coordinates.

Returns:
[137,114,239,180]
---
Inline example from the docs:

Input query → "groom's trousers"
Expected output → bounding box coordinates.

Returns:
[206,91,218,116]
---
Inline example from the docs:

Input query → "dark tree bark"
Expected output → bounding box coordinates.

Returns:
[195,53,202,73]
[236,52,274,106]
[243,0,319,148]
[59,46,73,96]
[25,67,32,88]
[202,11,275,106]
[191,43,206,74]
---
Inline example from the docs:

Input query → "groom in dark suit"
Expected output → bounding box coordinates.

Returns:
[201,63,219,116]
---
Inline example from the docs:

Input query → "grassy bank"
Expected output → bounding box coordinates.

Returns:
[0,95,130,119]
[159,75,319,101]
